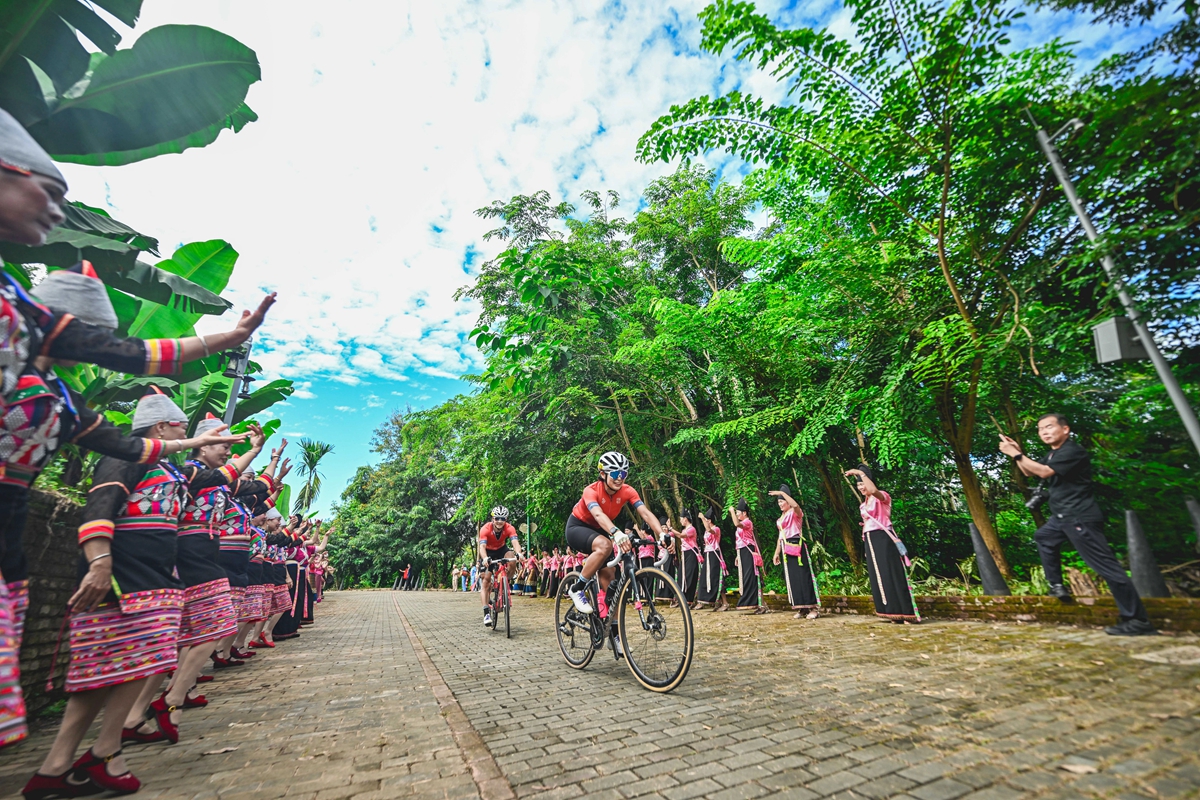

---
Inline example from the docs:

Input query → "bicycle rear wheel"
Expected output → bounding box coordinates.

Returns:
[618,567,694,692]
[504,575,511,638]
[555,572,595,669]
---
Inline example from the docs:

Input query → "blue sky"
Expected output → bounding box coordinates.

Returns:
[58,1,1175,516]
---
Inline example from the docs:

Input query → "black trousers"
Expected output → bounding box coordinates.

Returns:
[1035,515,1147,621]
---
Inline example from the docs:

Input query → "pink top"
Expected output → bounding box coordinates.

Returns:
[734,518,759,551]
[860,491,893,533]
[637,539,656,559]
[777,508,803,540]
[680,525,700,552]
[703,526,722,552]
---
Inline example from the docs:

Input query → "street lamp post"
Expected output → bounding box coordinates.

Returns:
[221,337,256,426]
[1030,114,1200,457]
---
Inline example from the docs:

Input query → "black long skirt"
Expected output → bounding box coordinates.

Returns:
[680,550,699,602]
[697,551,724,603]
[273,564,302,636]
[864,529,920,621]
[658,554,676,598]
[736,547,760,608]
[781,542,820,609]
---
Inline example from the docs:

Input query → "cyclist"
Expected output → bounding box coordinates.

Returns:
[564,452,667,653]
[478,505,524,627]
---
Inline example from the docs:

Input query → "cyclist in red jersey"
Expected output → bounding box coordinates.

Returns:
[564,452,666,647]
[477,506,524,627]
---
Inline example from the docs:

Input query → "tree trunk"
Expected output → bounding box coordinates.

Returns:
[807,455,861,569]
[951,449,1013,578]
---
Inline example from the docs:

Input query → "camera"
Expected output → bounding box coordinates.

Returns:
[1025,483,1049,511]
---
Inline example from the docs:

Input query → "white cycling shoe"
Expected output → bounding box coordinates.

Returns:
[612,634,624,658]
[482,607,493,627]
[567,586,593,615]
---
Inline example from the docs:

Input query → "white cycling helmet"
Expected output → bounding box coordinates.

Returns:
[491,505,509,520]
[598,451,630,475]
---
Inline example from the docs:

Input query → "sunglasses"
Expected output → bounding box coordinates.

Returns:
[606,469,628,481]
[166,421,184,427]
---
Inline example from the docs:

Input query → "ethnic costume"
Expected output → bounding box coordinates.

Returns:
[246,527,270,623]
[777,503,820,611]
[69,457,187,692]
[176,456,240,648]
[697,517,727,605]
[272,536,304,638]
[0,579,24,747]
[860,490,920,622]
[734,502,764,608]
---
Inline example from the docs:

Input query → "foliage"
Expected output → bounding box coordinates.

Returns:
[331,0,1199,590]
[295,438,335,513]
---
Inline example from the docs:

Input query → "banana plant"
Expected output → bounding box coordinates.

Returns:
[0,3,260,164]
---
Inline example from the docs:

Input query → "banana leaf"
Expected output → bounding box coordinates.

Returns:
[275,483,292,518]
[56,103,257,167]
[26,25,260,162]
[125,240,239,339]
[177,372,232,436]
[233,379,295,423]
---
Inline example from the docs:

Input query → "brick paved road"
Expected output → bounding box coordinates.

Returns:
[403,591,1200,800]
[0,591,479,800]
[2,591,1198,800]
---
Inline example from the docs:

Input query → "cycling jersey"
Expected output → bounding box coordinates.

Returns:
[570,481,643,527]
[479,521,518,550]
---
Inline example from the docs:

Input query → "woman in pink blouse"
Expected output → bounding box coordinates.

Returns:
[729,498,768,614]
[678,510,701,605]
[694,506,729,611]
[770,484,820,619]
[845,466,919,623]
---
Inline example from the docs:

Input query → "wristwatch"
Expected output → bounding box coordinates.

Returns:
[1013,453,1025,461]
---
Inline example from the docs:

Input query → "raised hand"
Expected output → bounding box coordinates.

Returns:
[234,293,277,340]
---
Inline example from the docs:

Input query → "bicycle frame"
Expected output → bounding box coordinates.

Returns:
[574,537,658,649]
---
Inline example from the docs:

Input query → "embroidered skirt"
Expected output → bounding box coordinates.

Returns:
[736,547,760,608]
[781,542,821,610]
[229,585,248,623]
[178,579,237,648]
[864,529,920,621]
[5,579,28,644]
[66,594,183,693]
[697,550,725,604]
[0,581,26,748]
[245,584,267,622]
[271,584,291,615]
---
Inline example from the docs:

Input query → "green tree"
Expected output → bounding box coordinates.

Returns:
[296,438,335,513]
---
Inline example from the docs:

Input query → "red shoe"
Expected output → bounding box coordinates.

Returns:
[71,749,141,794]
[182,695,207,708]
[121,725,167,745]
[230,647,255,659]
[211,656,243,669]
[248,639,270,649]
[195,674,214,683]
[149,697,180,744]
[251,634,275,648]
[21,769,100,799]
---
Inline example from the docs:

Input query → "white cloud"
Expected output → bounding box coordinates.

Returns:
[59,0,787,389]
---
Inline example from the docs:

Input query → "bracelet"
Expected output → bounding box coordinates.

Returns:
[200,334,211,358]
[88,552,112,564]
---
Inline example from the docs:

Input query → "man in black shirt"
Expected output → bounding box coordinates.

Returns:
[1000,413,1156,636]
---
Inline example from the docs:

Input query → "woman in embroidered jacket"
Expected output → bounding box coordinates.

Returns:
[24,398,205,797]
[694,506,729,611]
[845,465,920,623]
[730,499,768,614]
[770,484,820,619]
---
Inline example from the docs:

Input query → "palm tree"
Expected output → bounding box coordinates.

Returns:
[296,438,335,513]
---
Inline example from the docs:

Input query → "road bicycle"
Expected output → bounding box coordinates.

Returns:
[486,557,515,638]
[554,536,693,692]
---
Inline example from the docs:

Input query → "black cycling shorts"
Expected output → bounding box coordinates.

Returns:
[565,514,607,555]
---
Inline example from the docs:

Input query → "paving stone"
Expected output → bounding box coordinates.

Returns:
[5,591,1197,800]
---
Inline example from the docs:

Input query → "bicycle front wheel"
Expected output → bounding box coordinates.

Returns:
[504,576,511,639]
[618,567,694,692]
[555,572,595,669]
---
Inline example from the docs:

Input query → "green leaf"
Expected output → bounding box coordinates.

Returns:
[27,25,260,162]
[54,102,258,167]
[125,240,238,338]
[275,483,291,518]
[176,372,231,435]
[233,379,295,423]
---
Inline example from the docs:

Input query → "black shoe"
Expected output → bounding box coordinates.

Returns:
[1048,584,1072,601]
[1105,618,1158,636]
